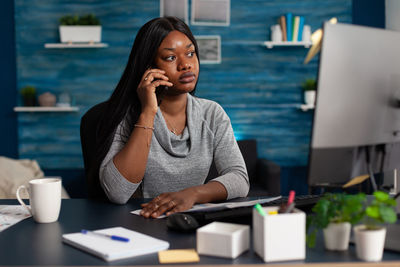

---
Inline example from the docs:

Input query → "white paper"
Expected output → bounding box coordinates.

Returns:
[131,196,281,218]
[0,205,32,232]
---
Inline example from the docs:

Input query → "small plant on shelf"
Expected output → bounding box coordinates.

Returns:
[301,78,317,91]
[20,86,37,106]
[301,78,317,106]
[59,14,100,26]
[58,14,102,43]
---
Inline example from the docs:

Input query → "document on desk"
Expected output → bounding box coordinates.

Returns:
[62,226,169,262]
[131,196,281,218]
[0,205,32,232]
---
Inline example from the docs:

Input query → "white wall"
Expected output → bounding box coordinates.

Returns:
[386,0,400,30]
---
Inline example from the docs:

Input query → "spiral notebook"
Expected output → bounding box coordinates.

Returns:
[62,227,170,262]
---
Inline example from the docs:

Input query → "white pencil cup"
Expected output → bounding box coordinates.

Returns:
[253,206,306,262]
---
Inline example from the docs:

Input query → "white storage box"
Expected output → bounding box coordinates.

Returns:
[196,222,250,259]
[253,206,306,262]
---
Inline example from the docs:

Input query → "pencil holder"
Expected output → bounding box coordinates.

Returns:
[253,206,306,262]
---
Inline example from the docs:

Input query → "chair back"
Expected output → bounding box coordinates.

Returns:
[205,139,258,182]
[80,101,108,198]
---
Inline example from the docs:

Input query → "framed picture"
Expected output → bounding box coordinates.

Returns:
[160,0,188,24]
[191,0,230,26]
[195,35,221,64]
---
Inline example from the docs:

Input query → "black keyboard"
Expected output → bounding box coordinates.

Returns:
[185,195,321,224]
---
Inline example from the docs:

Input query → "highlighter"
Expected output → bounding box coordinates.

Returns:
[254,203,266,216]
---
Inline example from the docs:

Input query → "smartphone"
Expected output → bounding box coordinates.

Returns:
[150,65,169,106]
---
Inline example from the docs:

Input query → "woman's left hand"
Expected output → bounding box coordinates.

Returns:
[140,189,197,218]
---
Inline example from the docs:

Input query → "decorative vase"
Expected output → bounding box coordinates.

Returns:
[353,225,386,262]
[38,92,56,107]
[323,222,351,251]
[59,26,102,43]
[304,90,316,106]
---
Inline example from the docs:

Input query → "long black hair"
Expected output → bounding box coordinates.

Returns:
[87,17,200,198]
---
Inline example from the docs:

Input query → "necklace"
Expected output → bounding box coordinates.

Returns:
[162,112,184,135]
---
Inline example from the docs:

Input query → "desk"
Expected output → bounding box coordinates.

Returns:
[1,198,399,266]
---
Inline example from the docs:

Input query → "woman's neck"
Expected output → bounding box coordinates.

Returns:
[159,93,188,116]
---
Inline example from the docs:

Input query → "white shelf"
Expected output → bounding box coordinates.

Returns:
[14,106,79,112]
[263,41,312,49]
[299,104,315,111]
[44,43,108,48]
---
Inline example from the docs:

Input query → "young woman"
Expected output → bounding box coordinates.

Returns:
[97,17,249,218]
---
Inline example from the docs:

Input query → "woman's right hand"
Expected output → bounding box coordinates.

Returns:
[137,68,173,115]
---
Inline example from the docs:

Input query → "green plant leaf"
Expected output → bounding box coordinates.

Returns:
[374,191,389,202]
[380,205,397,223]
[366,206,380,219]
[385,198,397,206]
[306,230,317,248]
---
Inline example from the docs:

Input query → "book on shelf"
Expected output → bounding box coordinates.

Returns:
[286,13,292,41]
[292,16,300,42]
[298,16,305,41]
[279,15,287,41]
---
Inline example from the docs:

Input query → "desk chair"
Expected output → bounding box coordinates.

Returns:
[80,101,108,199]
[205,139,281,196]
[80,102,281,198]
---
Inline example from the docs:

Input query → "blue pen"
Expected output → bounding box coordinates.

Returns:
[81,229,130,242]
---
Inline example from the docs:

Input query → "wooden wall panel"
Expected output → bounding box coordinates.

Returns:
[15,0,351,169]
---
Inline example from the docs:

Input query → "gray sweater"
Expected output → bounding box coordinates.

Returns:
[99,94,249,204]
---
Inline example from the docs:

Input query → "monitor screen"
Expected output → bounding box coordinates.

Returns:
[308,22,400,188]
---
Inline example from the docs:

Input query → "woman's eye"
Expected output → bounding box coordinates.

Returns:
[165,55,175,61]
[187,51,195,57]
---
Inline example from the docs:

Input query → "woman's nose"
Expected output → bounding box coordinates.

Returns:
[178,61,191,71]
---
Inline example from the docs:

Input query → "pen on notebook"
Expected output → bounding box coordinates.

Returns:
[81,229,130,242]
[254,203,266,216]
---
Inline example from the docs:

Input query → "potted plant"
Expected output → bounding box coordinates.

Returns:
[301,78,317,106]
[353,191,397,262]
[59,14,101,43]
[306,192,365,250]
[20,86,37,106]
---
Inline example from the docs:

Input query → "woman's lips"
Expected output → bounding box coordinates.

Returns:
[179,72,196,83]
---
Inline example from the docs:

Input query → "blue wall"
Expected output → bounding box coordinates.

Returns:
[14,0,351,172]
[0,0,18,158]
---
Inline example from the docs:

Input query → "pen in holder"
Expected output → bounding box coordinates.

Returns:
[253,206,305,262]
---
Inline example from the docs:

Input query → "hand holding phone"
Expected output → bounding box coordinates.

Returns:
[137,68,172,112]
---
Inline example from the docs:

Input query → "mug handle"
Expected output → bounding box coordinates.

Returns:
[16,185,32,215]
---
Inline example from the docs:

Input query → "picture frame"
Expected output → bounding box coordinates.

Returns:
[160,0,188,24]
[195,35,221,64]
[191,0,230,26]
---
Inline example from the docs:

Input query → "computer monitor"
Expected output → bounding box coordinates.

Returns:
[307,22,400,189]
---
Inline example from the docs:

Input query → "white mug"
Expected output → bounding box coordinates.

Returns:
[16,178,62,223]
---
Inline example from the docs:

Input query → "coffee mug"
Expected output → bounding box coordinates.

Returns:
[16,178,62,223]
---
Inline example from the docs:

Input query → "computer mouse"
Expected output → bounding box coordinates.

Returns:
[166,213,200,232]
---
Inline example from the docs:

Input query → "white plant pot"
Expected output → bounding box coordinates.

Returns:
[59,26,102,43]
[353,225,386,262]
[304,90,316,106]
[323,222,351,251]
